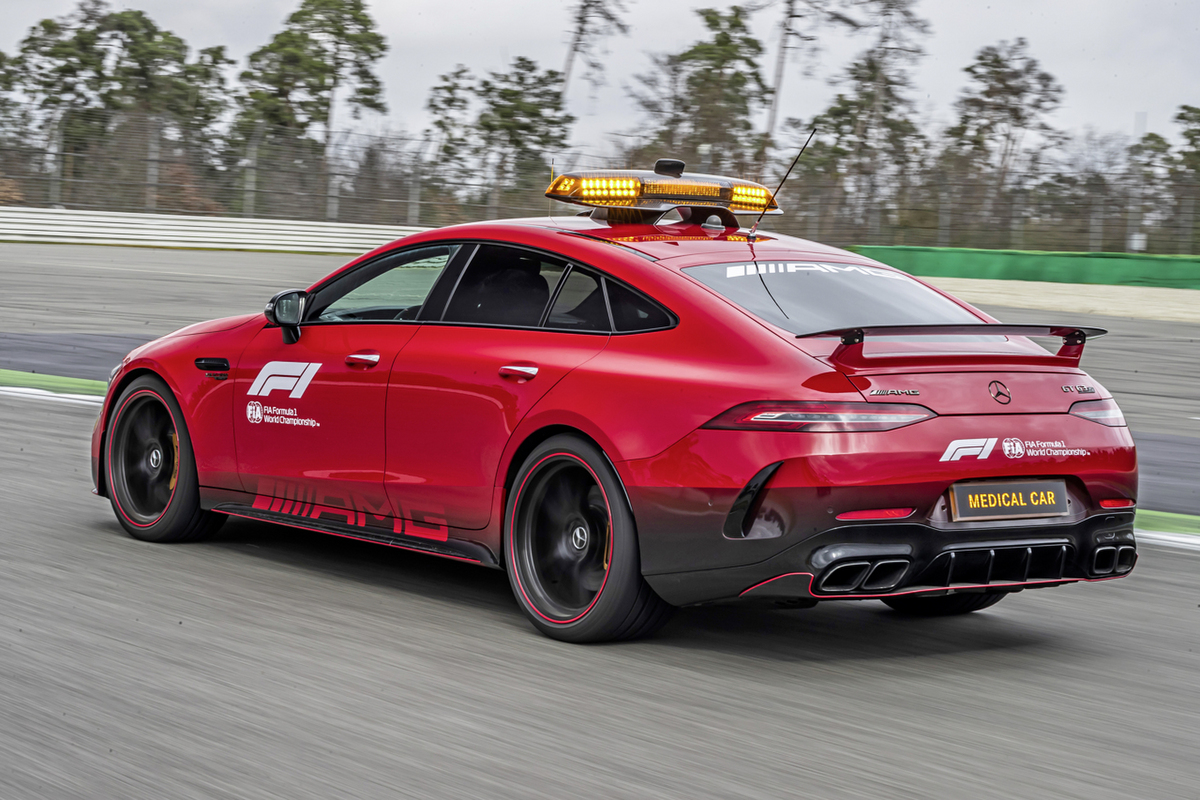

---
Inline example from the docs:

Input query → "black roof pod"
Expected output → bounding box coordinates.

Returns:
[654,158,685,178]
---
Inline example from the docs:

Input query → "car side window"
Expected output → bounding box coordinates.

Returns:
[544,267,610,332]
[605,279,673,332]
[442,244,565,327]
[309,245,458,323]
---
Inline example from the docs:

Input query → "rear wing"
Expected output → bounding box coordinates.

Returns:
[796,324,1108,371]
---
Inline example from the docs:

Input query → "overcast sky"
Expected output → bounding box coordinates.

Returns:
[3,0,1198,158]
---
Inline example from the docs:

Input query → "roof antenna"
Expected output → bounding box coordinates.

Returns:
[747,128,816,241]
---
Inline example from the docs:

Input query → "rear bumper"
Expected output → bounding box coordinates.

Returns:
[643,510,1136,606]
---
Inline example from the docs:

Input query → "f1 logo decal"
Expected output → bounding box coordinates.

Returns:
[939,438,998,462]
[248,361,321,398]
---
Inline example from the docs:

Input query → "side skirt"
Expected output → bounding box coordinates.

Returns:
[210,500,499,567]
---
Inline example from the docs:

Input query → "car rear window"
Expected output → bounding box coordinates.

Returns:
[545,267,609,332]
[605,279,673,332]
[683,261,979,335]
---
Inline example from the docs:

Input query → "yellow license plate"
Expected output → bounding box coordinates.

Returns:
[950,480,1069,522]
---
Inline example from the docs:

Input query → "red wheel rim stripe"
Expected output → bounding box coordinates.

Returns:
[107,388,180,528]
[509,452,613,625]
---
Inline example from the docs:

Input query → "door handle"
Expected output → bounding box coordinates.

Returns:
[499,364,538,381]
[346,351,381,367]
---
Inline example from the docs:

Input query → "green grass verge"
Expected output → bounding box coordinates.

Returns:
[853,245,1200,290]
[1135,509,1200,535]
[0,368,107,396]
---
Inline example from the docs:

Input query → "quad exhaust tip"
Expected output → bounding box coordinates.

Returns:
[818,559,910,593]
[1093,545,1137,576]
[818,561,872,593]
[860,560,910,592]
[1092,546,1117,575]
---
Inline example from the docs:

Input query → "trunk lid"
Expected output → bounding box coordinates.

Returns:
[846,370,1107,415]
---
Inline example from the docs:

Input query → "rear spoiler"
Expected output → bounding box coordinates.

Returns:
[796,324,1108,371]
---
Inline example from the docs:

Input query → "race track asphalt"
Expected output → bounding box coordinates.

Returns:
[1,397,1198,799]
[1,243,1198,798]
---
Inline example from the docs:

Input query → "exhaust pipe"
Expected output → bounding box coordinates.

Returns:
[1092,546,1117,575]
[860,560,910,592]
[818,561,872,593]
[1115,545,1137,574]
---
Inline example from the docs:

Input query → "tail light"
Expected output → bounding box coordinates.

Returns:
[1069,398,1126,427]
[836,508,915,521]
[702,401,935,432]
[1099,499,1135,509]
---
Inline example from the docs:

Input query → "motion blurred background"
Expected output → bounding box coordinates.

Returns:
[0,0,1198,252]
[2,4,1200,798]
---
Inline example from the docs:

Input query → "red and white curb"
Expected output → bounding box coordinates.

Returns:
[0,386,104,406]
[1136,530,1200,552]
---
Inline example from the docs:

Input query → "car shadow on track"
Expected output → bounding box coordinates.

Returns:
[659,602,1065,664]
[193,516,1076,663]
[207,516,519,606]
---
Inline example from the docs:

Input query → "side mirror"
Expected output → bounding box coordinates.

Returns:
[264,289,306,344]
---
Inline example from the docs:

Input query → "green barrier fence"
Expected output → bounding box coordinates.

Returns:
[852,246,1200,290]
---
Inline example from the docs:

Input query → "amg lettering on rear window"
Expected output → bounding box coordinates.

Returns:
[724,263,906,279]
[684,261,980,337]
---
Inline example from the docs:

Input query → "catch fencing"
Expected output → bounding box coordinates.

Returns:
[0,110,1195,255]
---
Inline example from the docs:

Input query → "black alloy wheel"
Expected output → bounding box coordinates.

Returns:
[515,458,612,619]
[110,391,179,525]
[106,375,223,543]
[506,434,672,642]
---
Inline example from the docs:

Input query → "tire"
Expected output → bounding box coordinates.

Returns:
[505,434,673,643]
[105,375,224,543]
[882,592,1006,616]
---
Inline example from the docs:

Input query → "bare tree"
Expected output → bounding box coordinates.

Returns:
[761,0,860,145]
[561,0,633,99]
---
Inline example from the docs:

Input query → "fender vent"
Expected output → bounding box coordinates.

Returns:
[722,462,783,539]
[195,357,230,372]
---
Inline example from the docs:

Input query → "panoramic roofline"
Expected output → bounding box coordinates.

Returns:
[385,215,870,266]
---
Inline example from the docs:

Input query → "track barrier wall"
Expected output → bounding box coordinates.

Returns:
[0,206,422,254]
[854,246,1200,290]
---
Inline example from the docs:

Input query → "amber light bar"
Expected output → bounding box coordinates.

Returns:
[546,169,781,215]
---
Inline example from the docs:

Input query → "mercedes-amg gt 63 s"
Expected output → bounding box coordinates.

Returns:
[92,160,1138,642]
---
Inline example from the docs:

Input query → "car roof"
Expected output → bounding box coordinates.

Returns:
[382,215,871,270]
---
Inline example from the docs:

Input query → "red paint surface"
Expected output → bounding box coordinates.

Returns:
[90,216,1138,599]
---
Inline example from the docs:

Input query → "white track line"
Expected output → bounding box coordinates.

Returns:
[0,386,103,406]
[1136,530,1200,552]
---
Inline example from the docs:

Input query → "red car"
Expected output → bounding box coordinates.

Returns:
[92,163,1138,642]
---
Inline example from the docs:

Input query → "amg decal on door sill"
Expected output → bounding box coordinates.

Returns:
[248,361,321,398]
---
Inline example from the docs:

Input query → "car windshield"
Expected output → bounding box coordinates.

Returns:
[683,261,980,335]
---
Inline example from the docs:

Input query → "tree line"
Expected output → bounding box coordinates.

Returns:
[0,0,1196,254]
